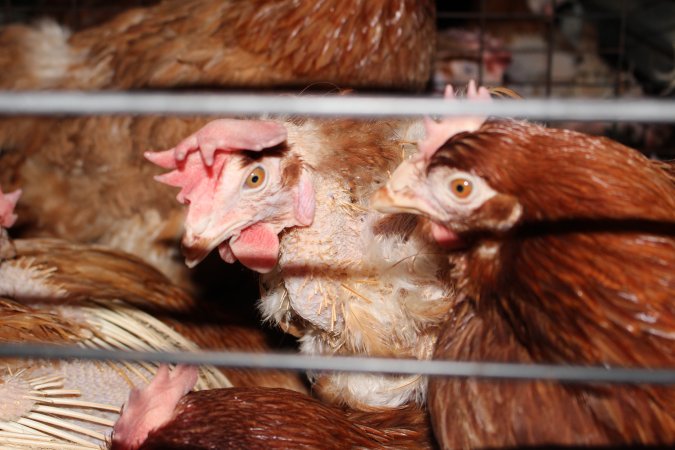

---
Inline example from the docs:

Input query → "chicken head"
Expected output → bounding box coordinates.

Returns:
[146,119,315,273]
[371,81,512,246]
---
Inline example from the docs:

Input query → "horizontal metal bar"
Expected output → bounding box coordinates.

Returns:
[0,343,673,385]
[0,91,674,122]
[436,12,623,20]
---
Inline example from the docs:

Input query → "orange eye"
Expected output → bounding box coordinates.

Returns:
[245,166,266,189]
[450,178,473,198]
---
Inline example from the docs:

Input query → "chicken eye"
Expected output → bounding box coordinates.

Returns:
[450,178,473,199]
[245,166,266,189]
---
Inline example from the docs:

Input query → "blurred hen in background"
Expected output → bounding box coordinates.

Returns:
[434,0,675,157]
[0,0,435,91]
[0,0,436,294]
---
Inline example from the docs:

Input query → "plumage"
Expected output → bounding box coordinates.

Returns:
[111,371,433,450]
[147,116,454,409]
[0,115,214,289]
[137,388,433,450]
[0,0,435,91]
[373,89,675,447]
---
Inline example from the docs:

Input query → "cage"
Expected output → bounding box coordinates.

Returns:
[2,0,674,157]
[0,1,673,449]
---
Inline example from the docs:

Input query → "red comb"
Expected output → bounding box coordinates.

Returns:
[145,119,288,204]
[0,186,21,228]
[145,149,227,205]
[419,80,491,159]
[171,119,287,166]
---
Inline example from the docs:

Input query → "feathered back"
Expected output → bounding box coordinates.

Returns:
[1,0,435,91]
[311,118,419,201]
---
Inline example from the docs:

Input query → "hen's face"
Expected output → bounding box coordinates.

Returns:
[179,150,290,271]
[372,152,521,246]
[147,118,316,273]
[151,146,314,273]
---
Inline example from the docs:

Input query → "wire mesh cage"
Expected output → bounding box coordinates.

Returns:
[435,0,675,157]
[0,1,673,449]
[2,0,674,157]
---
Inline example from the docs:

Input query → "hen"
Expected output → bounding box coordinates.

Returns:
[0,115,217,288]
[0,186,306,448]
[372,85,675,447]
[0,0,435,91]
[110,367,433,450]
[146,116,454,409]
[0,0,437,289]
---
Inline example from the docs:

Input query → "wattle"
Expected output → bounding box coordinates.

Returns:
[430,222,461,248]
[223,223,280,273]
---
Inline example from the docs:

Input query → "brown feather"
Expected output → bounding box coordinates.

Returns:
[0,0,434,91]
[0,296,84,344]
[430,299,610,447]
[6,237,308,393]
[0,115,213,288]
[425,120,675,447]
[135,387,434,450]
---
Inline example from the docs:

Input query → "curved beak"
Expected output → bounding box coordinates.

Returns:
[370,186,428,216]
[370,156,444,220]
[180,215,249,268]
[371,156,462,248]
[181,227,234,268]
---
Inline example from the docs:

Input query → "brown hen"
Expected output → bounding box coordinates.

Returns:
[0,0,435,91]
[112,381,433,450]
[0,115,215,288]
[373,90,675,447]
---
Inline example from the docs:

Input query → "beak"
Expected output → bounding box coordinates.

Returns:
[181,229,222,268]
[370,156,446,221]
[181,239,210,268]
[371,158,463,248]
[370,187,427,216]
[180,217,246,268]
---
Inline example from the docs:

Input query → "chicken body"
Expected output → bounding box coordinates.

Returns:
[0,237,228,449]
[0,115,216,287]
[0,0,435,91]
[148,117,454,409]
[374,118,675,447]
[263,147,452,407]
[119,386,434,450]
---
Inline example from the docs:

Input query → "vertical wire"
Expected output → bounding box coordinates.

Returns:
[614,0,628,97]
[545,0,556,98]
[478,0,486,86]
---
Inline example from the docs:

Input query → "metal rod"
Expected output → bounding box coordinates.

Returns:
[545,0,556,98]
[0,91,674,122]
[478,0,486,86]
[614,0,628,97]
[436,12,622,20]
[0,343,673,385]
